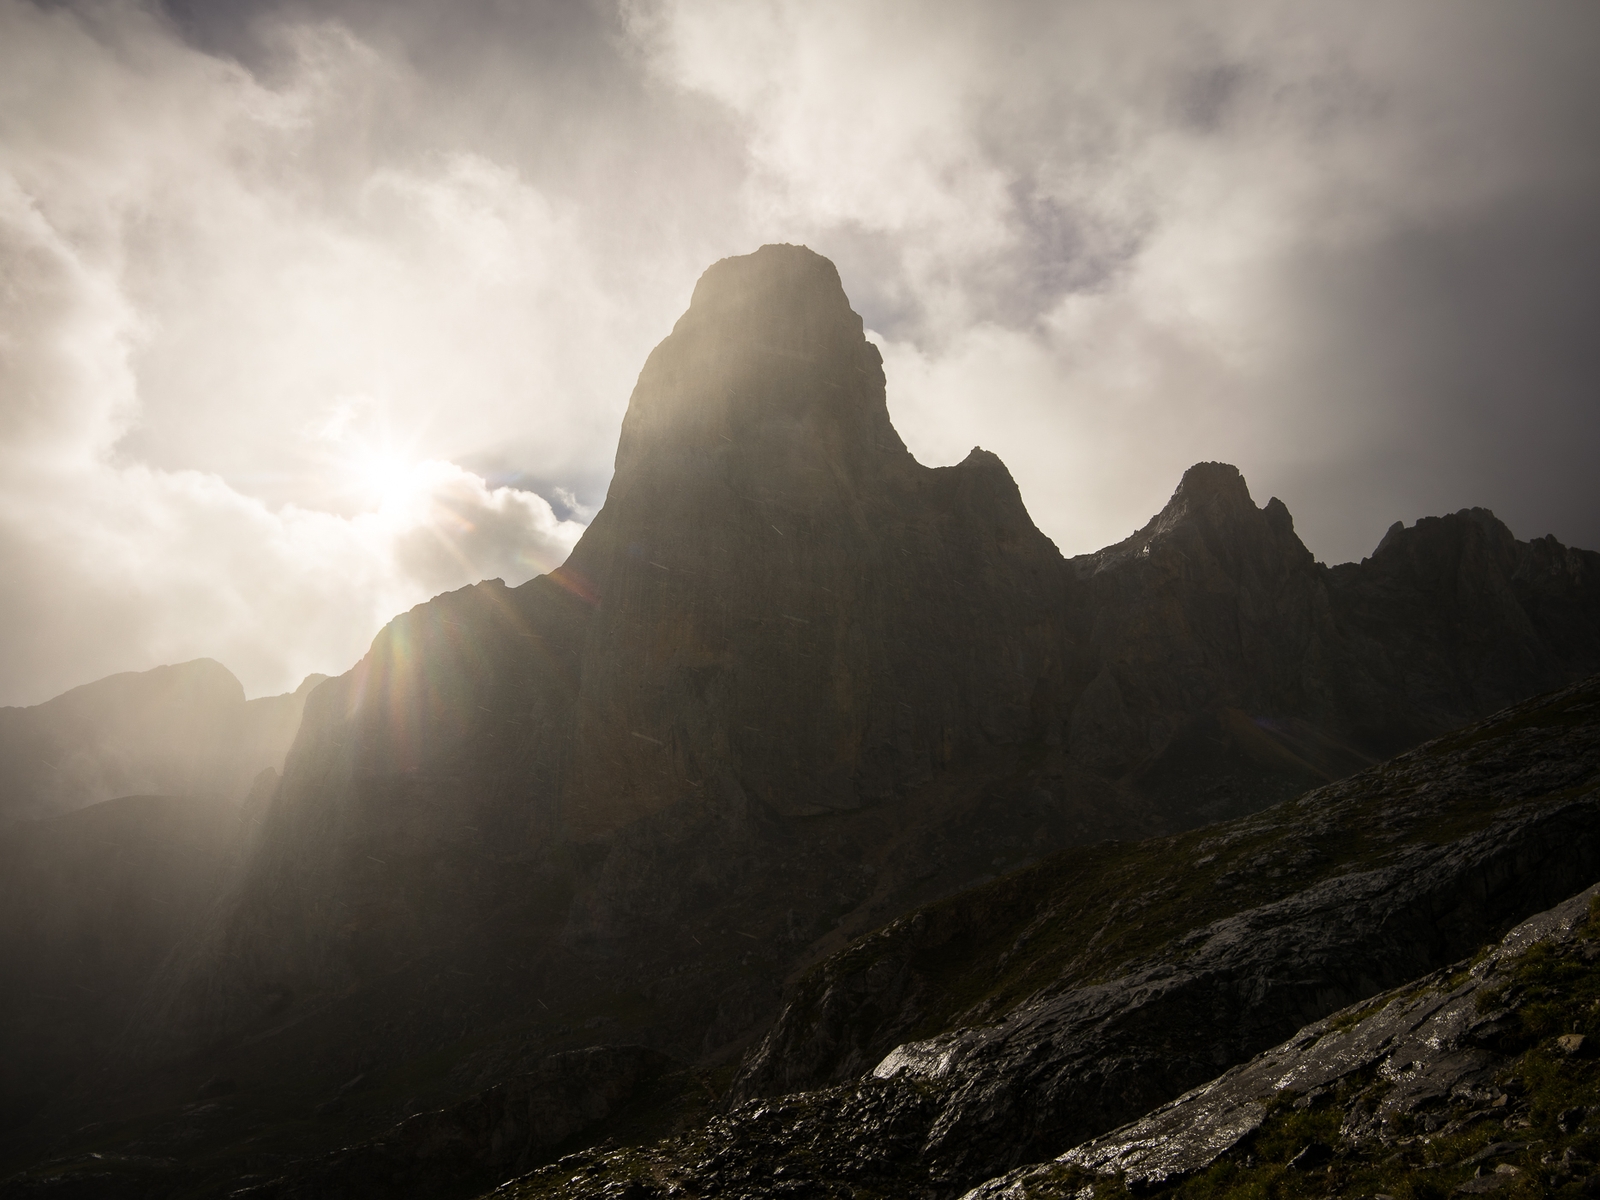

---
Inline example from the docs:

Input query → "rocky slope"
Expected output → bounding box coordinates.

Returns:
[4,244,1600,1195]
[0,661,327,826]
[481,672,1600,1199]
[963,880,1600,1200]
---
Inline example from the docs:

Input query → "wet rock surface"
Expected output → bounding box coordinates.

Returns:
[870,779,1600,1181]
[963,882,1600,1199]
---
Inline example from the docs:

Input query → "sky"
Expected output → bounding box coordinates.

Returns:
[2,0,1598,705]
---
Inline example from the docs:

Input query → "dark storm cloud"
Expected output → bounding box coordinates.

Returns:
[1280,193,1600,558]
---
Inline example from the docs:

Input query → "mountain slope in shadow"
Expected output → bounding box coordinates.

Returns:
[481,674,1600,1200]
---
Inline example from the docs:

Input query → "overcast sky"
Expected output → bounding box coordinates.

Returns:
[2,0,1597,705]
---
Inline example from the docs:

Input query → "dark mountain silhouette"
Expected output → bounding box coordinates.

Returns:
[1,245,1597,1198]
[1060,464,1600,824]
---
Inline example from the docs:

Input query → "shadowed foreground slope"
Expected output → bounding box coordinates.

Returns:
[485,674,1600,1200]
[965,882,1600,1200]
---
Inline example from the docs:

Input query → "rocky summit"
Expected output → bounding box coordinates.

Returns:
[1,245,1598,1199]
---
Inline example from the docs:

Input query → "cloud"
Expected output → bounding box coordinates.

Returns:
[0,1,584,703]
[0,457,583,707]
[2,0,1597,703]
[630,0,1600,561]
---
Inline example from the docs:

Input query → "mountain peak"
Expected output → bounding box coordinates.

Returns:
[16,246,1600,1200]
[1369,506,1517,562]
[1166,461,1254,513]
[589,245,901,528]
[1098,461,1271,556]
[682,243,858,340]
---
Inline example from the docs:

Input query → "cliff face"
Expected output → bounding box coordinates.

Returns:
[296,246,1067,841]
[1060,466,1600,827]
[1322,508,1600,754]
[157,246,1085,1047]
[158,245,1600,1070]
[1060,463,1345,823]
[559,246,1067,829]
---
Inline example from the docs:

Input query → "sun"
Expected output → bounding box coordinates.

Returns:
[350,446,421,509]
[309,397,429,513]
